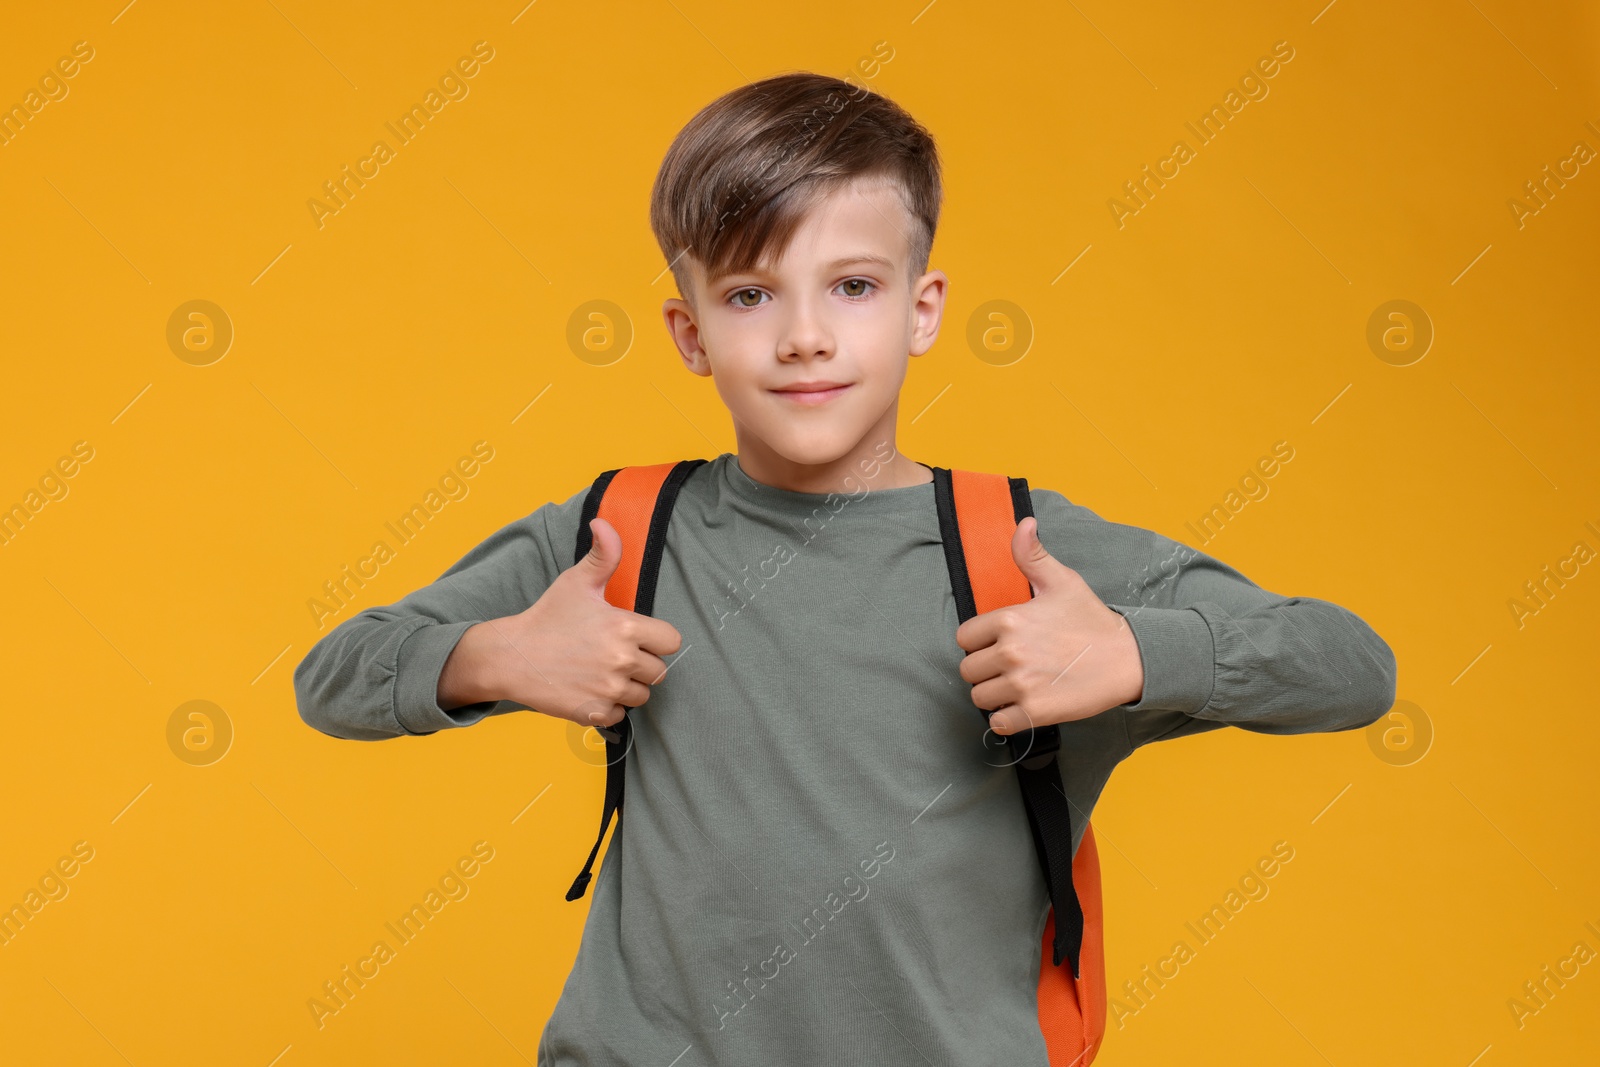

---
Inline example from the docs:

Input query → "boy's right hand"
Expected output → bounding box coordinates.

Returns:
[436,517,682,727]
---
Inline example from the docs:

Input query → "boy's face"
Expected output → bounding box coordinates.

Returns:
[661,177,946,488]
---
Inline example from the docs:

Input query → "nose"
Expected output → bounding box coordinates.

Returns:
[776,292,835,364]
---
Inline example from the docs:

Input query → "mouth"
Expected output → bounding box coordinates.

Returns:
[770,381,854,405]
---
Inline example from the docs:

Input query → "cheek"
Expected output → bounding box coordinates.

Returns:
[855,311,914,377]
[710,374,757,417]
[699,309,766,363]
[702,345,769,411]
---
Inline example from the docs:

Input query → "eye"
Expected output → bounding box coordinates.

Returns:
[730,288,768,308]
[837,278,875,299]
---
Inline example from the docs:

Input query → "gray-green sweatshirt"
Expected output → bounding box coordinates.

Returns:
[293,451,1397,1066]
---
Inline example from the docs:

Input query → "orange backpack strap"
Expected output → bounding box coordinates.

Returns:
[564,459,707,902]
[1038,835,1106,1064]
[930,467,1107,1065]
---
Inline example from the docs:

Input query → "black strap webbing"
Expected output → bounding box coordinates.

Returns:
[565,459,706,902]
[931,467,1085,978]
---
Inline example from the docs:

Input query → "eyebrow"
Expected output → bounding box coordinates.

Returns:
[823,253,898,273]
[712,253,897,285]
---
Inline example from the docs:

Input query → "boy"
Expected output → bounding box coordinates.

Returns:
[294,71,1397,1065]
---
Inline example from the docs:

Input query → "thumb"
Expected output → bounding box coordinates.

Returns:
[575,516,623,593]
[1011,517,1068,593]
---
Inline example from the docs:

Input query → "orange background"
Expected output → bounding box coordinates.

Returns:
[2,1,1596,1063]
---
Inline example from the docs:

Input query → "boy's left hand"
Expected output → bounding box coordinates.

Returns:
[955,517,1145,735]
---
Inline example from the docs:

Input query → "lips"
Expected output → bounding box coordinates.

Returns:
[771,381,854,405]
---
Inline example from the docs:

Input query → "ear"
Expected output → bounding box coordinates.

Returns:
[661,297,711,376]
[908,268,947,357]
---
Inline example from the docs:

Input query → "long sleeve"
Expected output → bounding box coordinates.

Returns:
[292,485,589,741]
[1029,489,1398,752]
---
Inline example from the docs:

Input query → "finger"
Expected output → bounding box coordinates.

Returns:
[617,679,652,707]
[954,609,1004,653]
[957,644,1009,685]
[990,702,1043,736]
[1010,517,1080,597]
[970,676,1020,713]
[629,650,671,686]
[633,617,683,657]
[574,517,623,593]
[577,700,626,727]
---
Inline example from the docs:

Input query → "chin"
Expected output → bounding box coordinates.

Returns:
[763,426,867,467]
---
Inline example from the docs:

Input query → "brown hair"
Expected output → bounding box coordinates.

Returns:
[649,71,941,299]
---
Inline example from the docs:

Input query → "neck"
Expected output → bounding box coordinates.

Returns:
[732,414,930,494]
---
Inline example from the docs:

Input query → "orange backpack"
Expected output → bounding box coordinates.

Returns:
[562,460,1107,1065]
